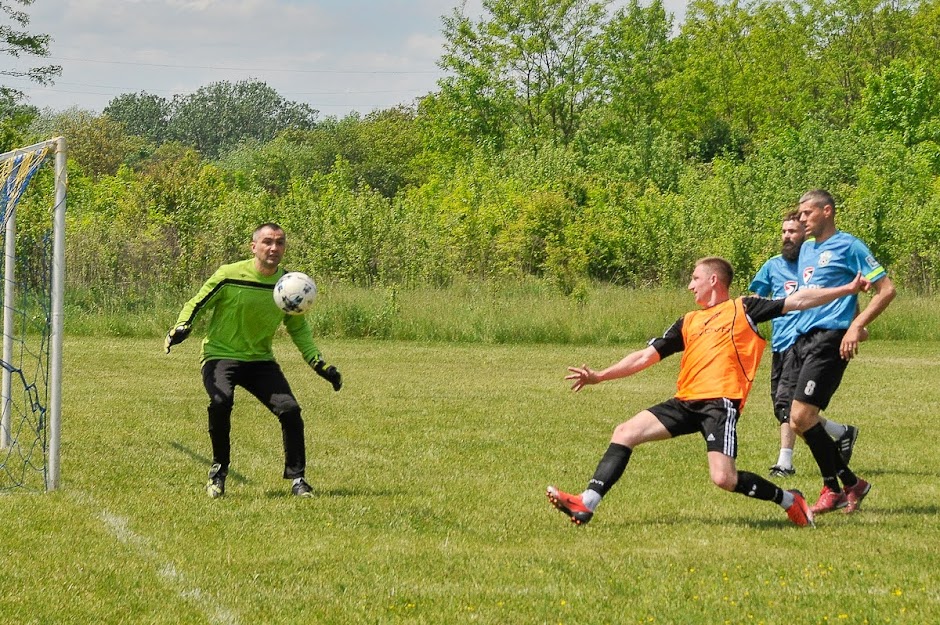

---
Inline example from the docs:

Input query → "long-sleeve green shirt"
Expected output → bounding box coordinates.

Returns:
[175,259,320,363]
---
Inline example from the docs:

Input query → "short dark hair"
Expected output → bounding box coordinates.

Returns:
[252,222,284,242]
[783,210,800,222]
[696,256,733,287]
[799,189,836,213]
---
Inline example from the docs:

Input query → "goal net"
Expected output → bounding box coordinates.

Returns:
[0,137,66,492]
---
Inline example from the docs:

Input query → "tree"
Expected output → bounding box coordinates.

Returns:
[1,0,61,100]
[45,108,147,178]
[104,92,170,144]
[438,0,608,150]
[855,59,940,147]
[166,79,319,159]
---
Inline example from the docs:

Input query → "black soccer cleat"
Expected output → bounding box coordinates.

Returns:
[206,463,226,499]
[836,425,859,464]
[291,477,314,498]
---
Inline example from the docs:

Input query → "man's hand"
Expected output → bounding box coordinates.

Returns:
[311,359,343,391]
[565,364,599,392]
[164,323,191,354]
[840,325,869,361]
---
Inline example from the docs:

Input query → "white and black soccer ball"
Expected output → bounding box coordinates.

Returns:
[274,272,317,315]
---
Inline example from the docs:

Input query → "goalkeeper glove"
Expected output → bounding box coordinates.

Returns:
[164,323,192,353]
[310,359,343,392]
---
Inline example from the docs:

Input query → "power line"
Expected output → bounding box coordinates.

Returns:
[48,56,444,76]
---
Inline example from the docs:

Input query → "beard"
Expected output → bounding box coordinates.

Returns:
[781,240,800,261]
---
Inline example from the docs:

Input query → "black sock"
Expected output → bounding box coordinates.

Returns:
[804,423,842,492]
[587,443,632,496]
[734,471,783,503]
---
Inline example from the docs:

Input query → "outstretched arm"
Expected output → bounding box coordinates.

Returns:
[566,345,662,392]
[781,272,868,314]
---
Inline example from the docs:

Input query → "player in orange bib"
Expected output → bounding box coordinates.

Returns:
[546,257,867,528]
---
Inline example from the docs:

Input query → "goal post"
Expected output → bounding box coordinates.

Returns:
[0,136,66,492]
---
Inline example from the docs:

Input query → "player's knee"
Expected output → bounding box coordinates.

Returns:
[611,421,640,447]
[710,469,737,491]
[269,393,300,417]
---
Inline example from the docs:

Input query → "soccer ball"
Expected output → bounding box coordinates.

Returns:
[274,272,317,315]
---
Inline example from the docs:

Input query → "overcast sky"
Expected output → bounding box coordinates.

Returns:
[8,0,687,119]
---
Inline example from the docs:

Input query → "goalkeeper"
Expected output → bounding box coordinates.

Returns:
[165,222,342,499]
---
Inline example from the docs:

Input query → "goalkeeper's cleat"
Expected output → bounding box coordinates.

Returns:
[206,463,226,499]
[810,486,848,515]
[836,425,859,464]
[768,464,796,478]
[785,490,815,528]
[842,478,871,514]
[291,477,314,498]
[546,485,593,526]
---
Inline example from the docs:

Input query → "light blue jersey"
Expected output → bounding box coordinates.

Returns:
[796,231,886,334]
[749,255,801,352]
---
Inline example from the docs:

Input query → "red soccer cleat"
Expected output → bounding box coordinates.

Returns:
[843,478,871,514]
[546,485,594,526]
[810,486,848,515]
[785,490,815,527]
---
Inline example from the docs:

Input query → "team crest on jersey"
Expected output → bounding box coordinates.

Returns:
[803,267,814,284]
[784,280,798,295]
[818,251,833,266]
[866,255,879,269]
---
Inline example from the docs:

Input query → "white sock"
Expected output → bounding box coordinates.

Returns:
[776,448,794,469]
[780,490,795,510]
[292,477,304,486]
[823,420,847,439]
[581,489,602,511]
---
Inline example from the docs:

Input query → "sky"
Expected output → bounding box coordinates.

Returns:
[6,0,688,119]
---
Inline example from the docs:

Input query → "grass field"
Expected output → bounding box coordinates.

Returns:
[2,336,939,624]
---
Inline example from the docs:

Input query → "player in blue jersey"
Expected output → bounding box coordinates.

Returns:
[777,190,896,516]
[749,213,860,478]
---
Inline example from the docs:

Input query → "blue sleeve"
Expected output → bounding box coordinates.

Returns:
[749,262,772,297]
[849,239,887,282]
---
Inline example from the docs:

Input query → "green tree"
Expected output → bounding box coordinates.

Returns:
[166,79,319,159]
[804,0,917,122]
[856,59,940,147]
[438,0,608,150]
[0,0,61,100]
[43,108,148,178]
[103,92,170,144]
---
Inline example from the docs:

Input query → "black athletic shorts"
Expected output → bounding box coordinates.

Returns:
[648,397,742,458]
[775,328,849,411]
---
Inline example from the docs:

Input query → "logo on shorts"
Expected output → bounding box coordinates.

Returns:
[819,251,833,267]
[706,433,716,442]
[802,267,815,284]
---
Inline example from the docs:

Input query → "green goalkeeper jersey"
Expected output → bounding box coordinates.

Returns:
[175,259,320,363]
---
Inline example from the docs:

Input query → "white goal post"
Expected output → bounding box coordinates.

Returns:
[0,136,66,492]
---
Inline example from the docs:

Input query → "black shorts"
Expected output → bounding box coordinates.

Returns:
[648,397,742,457]
[776,329,849,411]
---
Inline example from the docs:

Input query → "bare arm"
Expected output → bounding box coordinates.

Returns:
[781,272,868,314]
[566,345,662,392]
[841,275,896,360]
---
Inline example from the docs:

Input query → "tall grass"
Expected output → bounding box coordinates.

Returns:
[67,281,940,343]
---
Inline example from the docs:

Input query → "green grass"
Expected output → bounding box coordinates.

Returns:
[1,336,938,623]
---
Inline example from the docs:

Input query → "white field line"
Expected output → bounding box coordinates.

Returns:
[72,491,239,625]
